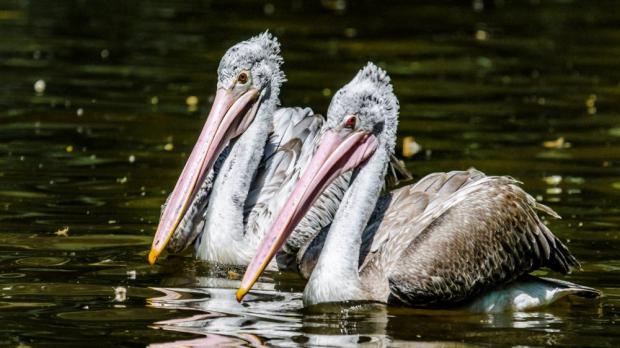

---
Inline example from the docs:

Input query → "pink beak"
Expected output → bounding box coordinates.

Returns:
[236,129,378,301]
[148,87,260,265]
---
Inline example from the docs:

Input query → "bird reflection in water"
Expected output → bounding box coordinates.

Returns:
[145,279,588,347]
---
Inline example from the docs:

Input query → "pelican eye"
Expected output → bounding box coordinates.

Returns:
[344,116,357,129]
[237,72,249,85]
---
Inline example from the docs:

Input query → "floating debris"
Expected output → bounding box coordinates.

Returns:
[543,175,562,185]
[164,143,174,151]
[227,270,240,280]
[586,94,597,115]
[128,155,136,163]
[54,226,69,237]
[76,108,84,116]
[34,79,46,94]
[108,219,117,224]
[186,95,198,107]
[100,49,110,59]
[186,95,199,112]
[322,88,331,97]
[116,176,127,184]
[150,96,159,105]
[126,270,137,280]
[65,145,74,153]
[475,29,488,41]
[113,286,127,302]
[402,136,422,157]
[546,187,562,195]
[542,137,570,149]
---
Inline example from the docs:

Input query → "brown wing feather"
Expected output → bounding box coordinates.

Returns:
[359,169,578,307]
[359,170,483,272]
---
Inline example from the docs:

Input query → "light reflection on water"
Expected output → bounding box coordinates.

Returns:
[0,0,619,346]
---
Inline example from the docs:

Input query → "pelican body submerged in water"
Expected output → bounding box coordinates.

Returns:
[237,63,600,312]
[148,33,408,272]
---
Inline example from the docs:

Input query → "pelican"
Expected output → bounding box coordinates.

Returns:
[147,33,409,270]
[236,63,600,311]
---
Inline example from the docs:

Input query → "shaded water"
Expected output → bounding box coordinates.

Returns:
[1,0,619,346]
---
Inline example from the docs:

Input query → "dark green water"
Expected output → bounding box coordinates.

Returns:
[1,0,619,346]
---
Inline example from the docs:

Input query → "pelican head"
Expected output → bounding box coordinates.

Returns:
[237,62,399,300]
[149,32,285,264]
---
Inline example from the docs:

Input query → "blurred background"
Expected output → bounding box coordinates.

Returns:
[0,0,619,346]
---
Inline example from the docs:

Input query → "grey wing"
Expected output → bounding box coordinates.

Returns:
[359,169,579,307]
[243,107,324,234]
[359,169,485,270]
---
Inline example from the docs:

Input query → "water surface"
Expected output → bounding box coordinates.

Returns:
[0,0,619,346]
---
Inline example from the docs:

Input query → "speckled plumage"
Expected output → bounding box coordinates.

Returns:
[168,36,409,270]
[170,32,322,266]
[217,31,285,104]
[358,169,580,307]
[301,64,595,310]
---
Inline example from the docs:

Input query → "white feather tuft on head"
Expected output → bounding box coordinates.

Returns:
[217,31,286,105]
[327,62,399,154]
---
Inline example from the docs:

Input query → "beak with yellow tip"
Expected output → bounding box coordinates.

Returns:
[148,87,261,265]
[236,129,378,301]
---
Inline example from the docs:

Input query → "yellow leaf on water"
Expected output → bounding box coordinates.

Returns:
[186,96,198,107]
[542,137,570,149]
[402,136,422,157]
[227,270,240,280]
[54,226,69,237]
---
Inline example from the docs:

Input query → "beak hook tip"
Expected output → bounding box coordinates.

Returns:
[235,288,247,302]
[148,250,158,265]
